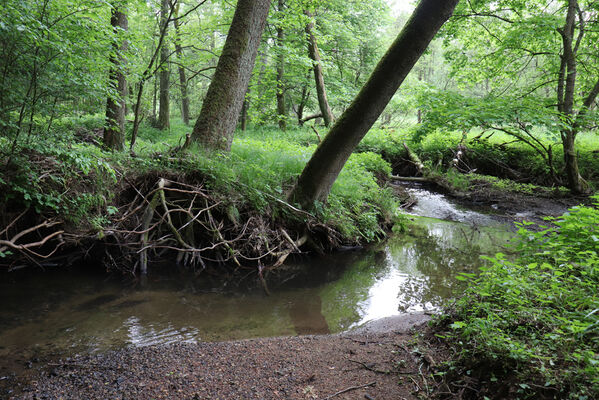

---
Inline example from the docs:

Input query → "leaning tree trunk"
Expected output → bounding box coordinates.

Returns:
[276,0,287,130]
[190,0,271,151]
[289,0,460,208]
[173,3,190,125]
[305,11,334,127]
[157,0,170,130]
[104,4,128,151]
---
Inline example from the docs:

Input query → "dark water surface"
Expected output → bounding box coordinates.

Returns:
[0,187,514,364]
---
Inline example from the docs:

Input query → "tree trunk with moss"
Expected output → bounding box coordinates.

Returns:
[305,11,334,128]
[157,0,170,131]
[289,0,459,208]
[190,0,271,151]
[104,3,128,151]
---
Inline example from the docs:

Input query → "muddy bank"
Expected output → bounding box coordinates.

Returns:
[9,314,435,400]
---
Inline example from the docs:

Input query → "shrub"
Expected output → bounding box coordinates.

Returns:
[443,197,599,398]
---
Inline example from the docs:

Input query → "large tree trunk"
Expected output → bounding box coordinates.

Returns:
[557,0,586,193]
[104,4,128,151]
[173,3,190,125]
[289,0,459,208]
[305,11,334,127]
[157,0,170,130]
[276,0,286,130]
[190,0,271,151]
[562,131,585,193]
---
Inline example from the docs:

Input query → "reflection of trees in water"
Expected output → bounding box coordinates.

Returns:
[317,222,510,329]
[319,251,387,331]
[389,221,506,312]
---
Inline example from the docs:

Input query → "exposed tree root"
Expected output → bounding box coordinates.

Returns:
[0,171,348,284]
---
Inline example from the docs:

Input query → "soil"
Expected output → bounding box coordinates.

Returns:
[7,315,440,400]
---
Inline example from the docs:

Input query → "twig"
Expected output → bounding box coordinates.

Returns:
[347,359,390,374]
[322,381,376,400]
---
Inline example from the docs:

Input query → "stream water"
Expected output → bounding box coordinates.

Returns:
[0,186,514,368]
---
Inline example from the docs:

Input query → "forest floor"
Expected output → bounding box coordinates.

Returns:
[9,315,444,400]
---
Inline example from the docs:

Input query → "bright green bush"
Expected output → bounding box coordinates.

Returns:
[444,197,599,398]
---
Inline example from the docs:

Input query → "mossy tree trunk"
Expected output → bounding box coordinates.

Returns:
[157,0,170,131]
[556,0,599,194]
[289,0,460,208]
[104,2,128,151]
[190,0,271,151]
[305,11,334,128]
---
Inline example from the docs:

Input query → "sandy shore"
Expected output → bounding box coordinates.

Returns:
[12,314,433,400]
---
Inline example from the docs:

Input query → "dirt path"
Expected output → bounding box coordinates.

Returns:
[12,316,435,400]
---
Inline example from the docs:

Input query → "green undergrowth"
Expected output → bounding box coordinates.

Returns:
[409,129,599,189]
[434,169,569,197]
[436,198,599,399]
[0,117,403,244]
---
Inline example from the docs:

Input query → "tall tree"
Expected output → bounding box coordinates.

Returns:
[157,0,171,130]
[104,2,129,151]
[289,0,460,208]
[304,10,334,127]
[442,0,599,193]
[190,0,271,151]
[173,2,190,125]
[275,0,287,130]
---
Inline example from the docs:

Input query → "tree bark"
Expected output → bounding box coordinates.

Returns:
[173,3,190,125]
[240,95,249,131]
[558,0,585,193]
[276,0,287,130]
[289,0,459,208]
[305,11,334,127]
[104,4,128,151]
[190,0,271,151]
[157,0,170,130]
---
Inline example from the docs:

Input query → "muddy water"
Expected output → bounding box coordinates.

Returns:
[0,187,514,365]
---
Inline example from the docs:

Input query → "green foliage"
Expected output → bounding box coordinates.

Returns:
[443,198,599,398]
[0,136,117,223]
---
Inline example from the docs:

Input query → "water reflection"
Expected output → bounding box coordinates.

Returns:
[0,193,514,360]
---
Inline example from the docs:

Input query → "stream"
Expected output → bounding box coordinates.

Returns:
[0,186,514,374]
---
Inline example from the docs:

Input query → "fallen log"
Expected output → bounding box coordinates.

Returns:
[403,142,426,175]
[391,175,431,183]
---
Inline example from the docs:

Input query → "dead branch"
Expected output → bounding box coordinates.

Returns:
[323,381,376,400]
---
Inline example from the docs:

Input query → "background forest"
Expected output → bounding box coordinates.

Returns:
[1,0,599,397]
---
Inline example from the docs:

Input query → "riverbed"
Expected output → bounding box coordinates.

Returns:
[0,186,515,396]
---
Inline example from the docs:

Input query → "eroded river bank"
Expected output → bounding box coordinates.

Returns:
[0,186,577,399]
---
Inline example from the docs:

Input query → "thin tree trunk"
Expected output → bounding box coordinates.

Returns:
[152,73,158,122]
[157,0,170,130]
[240,91,249,131]
[276,0,286,130]
[130,1,176,151]
[104,4,128,151]
[295,79,310,124]
[305,11,334,127]
[289,0,459,208]
[173,3,190,125]
[190,0,271,151]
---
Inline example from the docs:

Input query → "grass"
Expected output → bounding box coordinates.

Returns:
[0,116,402,243]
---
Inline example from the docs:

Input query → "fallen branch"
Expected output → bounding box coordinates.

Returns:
[391,175,431,183]
[322,381,376,400]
